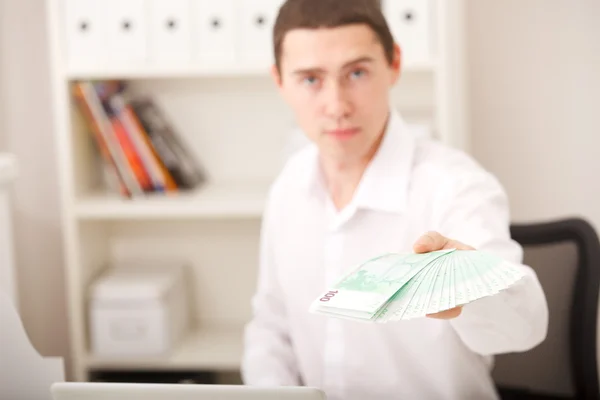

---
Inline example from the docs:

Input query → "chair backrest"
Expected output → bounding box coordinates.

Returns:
[492,218,600,399]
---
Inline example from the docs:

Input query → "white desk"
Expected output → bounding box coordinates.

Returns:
[0,155,65,399]
[0,291,64,400]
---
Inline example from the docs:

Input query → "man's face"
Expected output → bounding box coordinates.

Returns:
[274,24,400,166]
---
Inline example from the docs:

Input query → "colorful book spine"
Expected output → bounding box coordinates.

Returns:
[72,80,204,198]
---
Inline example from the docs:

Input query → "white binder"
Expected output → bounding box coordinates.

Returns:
[64,0,107,69]
[106,0,148,64]
[238,0,283,67]
[195,0,237,66]
[148,0,192,64]
[383,0,433,66]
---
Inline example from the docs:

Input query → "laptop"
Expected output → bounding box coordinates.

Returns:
[51,382,327,400]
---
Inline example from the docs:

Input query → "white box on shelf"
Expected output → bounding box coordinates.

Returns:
[88,263,190,358]
[148,0,193,64]
[238,0,283,67]
[64,0,108,70]
[194,0,237,66]
[105,0,148,64]
[383,0,433,66]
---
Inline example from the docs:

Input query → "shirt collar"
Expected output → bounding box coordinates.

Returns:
[300,109,417,215]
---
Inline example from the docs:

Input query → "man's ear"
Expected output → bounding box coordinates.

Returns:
[390,43,402,84]
[271,64,283,88]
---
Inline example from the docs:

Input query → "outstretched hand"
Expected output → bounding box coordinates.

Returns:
[413,231,475,320]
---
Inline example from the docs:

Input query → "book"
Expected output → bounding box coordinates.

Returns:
[72,80,206,198]
[131,98,207,190]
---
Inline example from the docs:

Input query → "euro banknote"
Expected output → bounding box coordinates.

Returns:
[309,249,526,322]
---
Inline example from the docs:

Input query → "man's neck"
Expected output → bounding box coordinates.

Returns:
[321,157,369,211]
[321,136,383,211]
[319,113,390,211]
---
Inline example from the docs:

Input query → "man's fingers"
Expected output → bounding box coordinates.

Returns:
[413,231,476,253]
[426,306,463,320]
[413,231,449,253]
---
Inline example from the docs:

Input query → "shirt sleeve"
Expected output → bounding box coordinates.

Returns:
[241,189,301,386]
[433,169,549,356]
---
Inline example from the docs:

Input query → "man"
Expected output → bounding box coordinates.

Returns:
[241,0,549,399]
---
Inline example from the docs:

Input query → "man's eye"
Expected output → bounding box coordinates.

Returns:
[350,69,366,79]
[303,76,319,85]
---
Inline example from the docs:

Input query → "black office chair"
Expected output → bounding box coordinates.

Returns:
[492,218,600,400]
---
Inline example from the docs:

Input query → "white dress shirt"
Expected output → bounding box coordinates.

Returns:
[241,110,549,400]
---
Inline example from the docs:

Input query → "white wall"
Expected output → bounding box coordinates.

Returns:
[467,0,600,378]
[0,0,70,366]
[468,0,600,225]
[0,0,4,152]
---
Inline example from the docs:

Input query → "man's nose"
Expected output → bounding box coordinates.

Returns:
[323,81,351,119]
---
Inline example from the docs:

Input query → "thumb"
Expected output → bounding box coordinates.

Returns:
[413,231,448,254]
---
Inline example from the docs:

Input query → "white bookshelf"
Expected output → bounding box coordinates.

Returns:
[46,0,469,382]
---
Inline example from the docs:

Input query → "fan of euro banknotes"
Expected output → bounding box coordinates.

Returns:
[309,248,526,322]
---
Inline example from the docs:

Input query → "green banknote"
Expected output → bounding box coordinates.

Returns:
[309,249,526,322]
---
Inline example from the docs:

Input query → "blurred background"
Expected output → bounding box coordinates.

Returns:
[0,0,598,395]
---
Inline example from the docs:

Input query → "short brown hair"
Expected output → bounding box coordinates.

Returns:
[273,0,395,71]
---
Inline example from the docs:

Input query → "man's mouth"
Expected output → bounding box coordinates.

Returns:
[325,128,360,140]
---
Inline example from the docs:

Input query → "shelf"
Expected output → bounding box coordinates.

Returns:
[66,64,273,80]
[66,60,438,81]
[85,325,244,371]
[75,181,270,220]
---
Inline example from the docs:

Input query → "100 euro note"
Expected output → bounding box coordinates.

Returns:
[309,249,526,322]
[308,249,457,321]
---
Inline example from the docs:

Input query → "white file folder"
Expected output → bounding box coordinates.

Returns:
[64,0,107,69]
[148,0,192,64]
[382,0,433,66]
[195,0,237,66]
[106,0,148,63]
[238,0,283,67]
